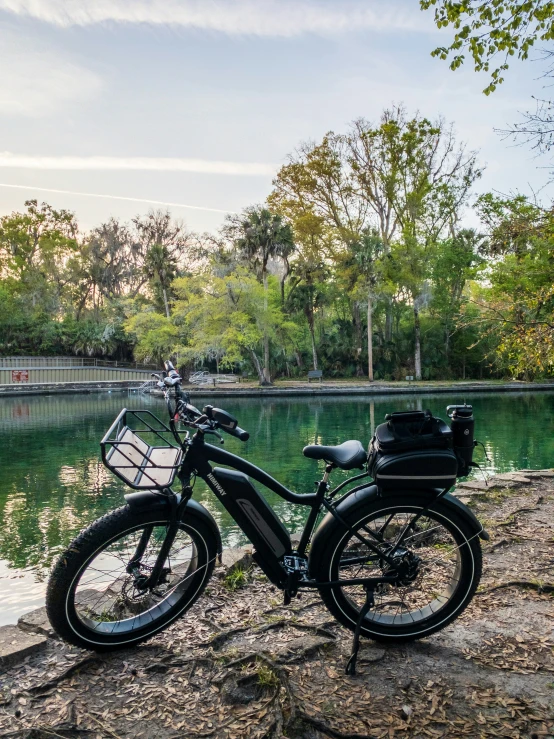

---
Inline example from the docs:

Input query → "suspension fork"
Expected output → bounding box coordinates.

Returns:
[131,490,193,590]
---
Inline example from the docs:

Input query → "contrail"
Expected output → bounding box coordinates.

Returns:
[0,183,235,214]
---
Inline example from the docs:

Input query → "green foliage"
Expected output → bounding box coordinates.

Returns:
[420,0,554,93]
[0,110,550,382]
[223,565,251,591]
[461,194,554,378]
[124,310,179,364]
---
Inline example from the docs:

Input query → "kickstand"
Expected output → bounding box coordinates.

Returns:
[345,586,374,676]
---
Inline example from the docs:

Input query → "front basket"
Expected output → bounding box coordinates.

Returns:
[101,408,183,490]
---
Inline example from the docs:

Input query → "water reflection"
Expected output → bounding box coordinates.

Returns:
[0,390,553,623]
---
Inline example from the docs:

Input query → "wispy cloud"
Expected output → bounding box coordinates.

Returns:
[0,35,102,116]
[0,153,275,176]
[0,0,426,36]
[0,183,235,213]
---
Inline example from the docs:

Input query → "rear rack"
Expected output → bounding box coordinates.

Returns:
[100,408,183,490]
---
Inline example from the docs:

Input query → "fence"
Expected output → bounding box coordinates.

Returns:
[0,360,153,386]
[0,357,156,369]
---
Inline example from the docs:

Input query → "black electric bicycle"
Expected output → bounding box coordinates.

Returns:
[46,362,487,670]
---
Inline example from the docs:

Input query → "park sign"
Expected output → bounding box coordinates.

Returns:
[11,370,29,383]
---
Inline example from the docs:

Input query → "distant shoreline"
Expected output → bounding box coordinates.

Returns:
[1,379,553,398]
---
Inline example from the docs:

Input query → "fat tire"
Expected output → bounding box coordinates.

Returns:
[46,505,218,651]
[315,494,482,644]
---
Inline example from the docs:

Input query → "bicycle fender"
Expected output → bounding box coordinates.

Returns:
[308,485,488,578]
[124,493,223,556]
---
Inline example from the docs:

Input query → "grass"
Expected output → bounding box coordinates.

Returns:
[254,661,280,690]
[223,565,252,592]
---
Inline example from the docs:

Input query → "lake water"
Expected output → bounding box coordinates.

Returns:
[1,390,553,624]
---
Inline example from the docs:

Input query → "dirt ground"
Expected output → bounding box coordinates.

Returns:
[1,473,553,739]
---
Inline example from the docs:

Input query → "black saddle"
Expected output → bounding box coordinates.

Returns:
[302,440,367,470]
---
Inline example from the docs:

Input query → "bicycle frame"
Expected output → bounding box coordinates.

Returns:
[132,383,437,595]
[154,423,402,593]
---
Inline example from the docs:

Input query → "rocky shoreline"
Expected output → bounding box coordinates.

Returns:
[1,470,553,738]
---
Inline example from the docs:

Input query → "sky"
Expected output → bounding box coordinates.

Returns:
[0,0,551,235]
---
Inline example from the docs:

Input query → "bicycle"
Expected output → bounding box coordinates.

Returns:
[46,361,488,673]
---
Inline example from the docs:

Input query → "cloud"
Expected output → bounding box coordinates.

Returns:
[0,183,235,213]
[0,35,102,116]
[0,153,275,176]
[0,0,426,36]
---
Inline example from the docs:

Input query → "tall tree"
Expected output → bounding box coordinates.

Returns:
[353,109,481,379]
[224,206,295,383]
[271,135,370,373]
[133,210,191,319]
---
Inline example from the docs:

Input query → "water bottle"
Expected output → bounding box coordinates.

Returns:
[447,405,474,476]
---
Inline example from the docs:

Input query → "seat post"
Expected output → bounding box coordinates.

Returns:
[322,463,335,485]
[296,463,335,557]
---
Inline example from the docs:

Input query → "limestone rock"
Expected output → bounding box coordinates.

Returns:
[0,625,47,666]
[491,473,531,484]
[221,547,253,573]
[17,606,55,638]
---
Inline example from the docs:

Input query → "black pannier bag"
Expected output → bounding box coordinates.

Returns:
[368,410,458,490]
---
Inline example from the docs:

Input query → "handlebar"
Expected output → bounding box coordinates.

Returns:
[160,361,249,442]
[225,425,250,442]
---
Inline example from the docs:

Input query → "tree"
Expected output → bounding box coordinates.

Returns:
[270,135,370,374]
[430,229,486,365]
[420,0,554,94]
[144,243,179,319]
[350,108,482,379]
[224,206,295,383]
[173,268,290,384]
[347,232,385,381]
[134,210,191,318]
[462,193,554,378]
[124,311,179,364]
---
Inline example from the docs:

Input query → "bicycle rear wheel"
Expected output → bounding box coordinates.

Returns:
[315,494,482,643]
[46,505,218,650]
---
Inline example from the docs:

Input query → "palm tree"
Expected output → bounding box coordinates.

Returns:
[225,206,295,384]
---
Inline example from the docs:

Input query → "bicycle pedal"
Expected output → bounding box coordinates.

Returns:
[283,555,308,573]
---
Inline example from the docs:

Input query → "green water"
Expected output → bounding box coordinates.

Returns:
[1,390,553,624]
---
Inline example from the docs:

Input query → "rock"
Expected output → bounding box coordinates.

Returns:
[17,607,56,638]
[520,469,554,478]
[221,547,253,573]
[359,645,386,663]
[0,625,47,667]
[455,481,489,493]
[491,473,531,484]
[290,532,302,548]
[401,705,413,719]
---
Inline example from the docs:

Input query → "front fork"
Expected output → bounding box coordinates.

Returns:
[126,489,193,591]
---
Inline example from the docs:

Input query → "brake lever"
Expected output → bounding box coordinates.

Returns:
[198,425,225,444]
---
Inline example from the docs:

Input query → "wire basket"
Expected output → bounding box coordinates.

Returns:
[100,409,183,490]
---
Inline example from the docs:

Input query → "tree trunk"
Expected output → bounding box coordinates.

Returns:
[162,286,170,319]
[352,302,363,376]
[310,325,318,371]
[367,292,374,382]
[304,303,318,371]
[262,272,271,383]
[385,299,393,343]
[413,303,422,381]
[249,348,266,385]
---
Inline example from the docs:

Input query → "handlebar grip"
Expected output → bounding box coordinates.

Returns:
[226,425,250,442]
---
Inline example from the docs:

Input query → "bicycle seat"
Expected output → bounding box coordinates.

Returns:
[302,440,367,470]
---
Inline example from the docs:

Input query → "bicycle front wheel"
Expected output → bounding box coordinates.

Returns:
[315,494,482,643]
[46,505,218,651]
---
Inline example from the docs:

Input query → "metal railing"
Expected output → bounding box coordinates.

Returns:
[0,357,157,370]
